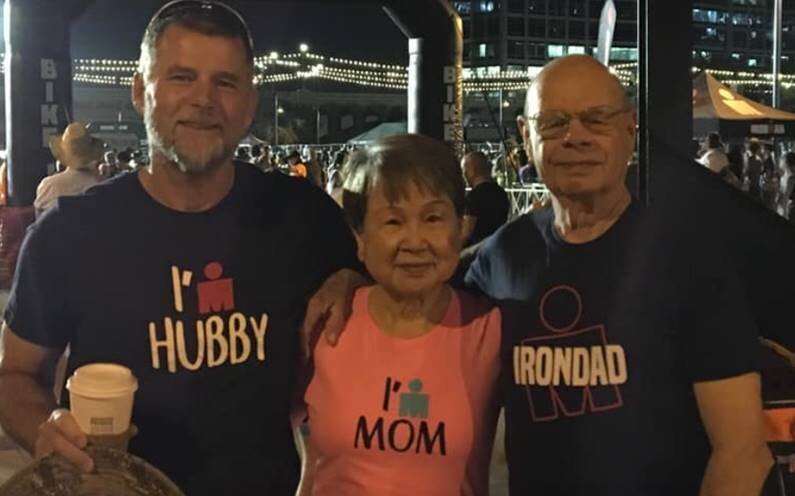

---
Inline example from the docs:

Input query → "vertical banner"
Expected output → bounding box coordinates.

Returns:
[387,0,464,157]
[596,0,617,66]
[4,0,73,206]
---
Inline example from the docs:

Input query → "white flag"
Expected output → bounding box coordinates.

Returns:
[596,0,617,66]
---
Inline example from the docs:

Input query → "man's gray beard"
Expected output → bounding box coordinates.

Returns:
[144,110,230,174]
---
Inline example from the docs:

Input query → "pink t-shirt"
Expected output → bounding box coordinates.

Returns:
[305,286,501,496]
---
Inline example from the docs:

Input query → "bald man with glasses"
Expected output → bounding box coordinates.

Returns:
[464,54,773,496]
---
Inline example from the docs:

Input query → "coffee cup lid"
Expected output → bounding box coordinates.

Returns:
[66,363,138,399]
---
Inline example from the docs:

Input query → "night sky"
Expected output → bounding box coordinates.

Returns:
[67,0,408,63]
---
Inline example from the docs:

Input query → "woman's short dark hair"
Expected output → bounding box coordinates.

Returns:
[342,134,466,233]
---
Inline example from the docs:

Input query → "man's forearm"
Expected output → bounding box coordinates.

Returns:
[0,373,56,454]
[700,446,774,496]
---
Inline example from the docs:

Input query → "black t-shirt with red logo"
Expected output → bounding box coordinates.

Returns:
[5,164,357,496]
[466,202,759,496]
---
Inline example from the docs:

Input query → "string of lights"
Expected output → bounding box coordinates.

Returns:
[4,51,794,92]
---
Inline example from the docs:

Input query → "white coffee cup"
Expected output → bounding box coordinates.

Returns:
[66,363,138,436]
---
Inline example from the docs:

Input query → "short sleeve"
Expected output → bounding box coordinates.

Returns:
[464,242,492,296]
[681,238,759,383]
[4,208,76,350]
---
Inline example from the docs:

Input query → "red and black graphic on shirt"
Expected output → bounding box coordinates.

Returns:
[147,262,269,373]
[512,285,628,422]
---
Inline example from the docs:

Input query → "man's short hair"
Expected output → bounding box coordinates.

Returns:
[464,151,492,178]
[139,0,254,76]
[707,132,722,150]
[342,134,466,233]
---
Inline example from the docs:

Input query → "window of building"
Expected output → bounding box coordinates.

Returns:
[478,16,500,37]
[748,58,758,67]
[548,44,566,58]
[478,43,488,58]
[508,0,524,13]
[694,25,726,46]
[477,1,495,13]
[615,1,637,21]
[589,20,599,37]
[528,0,546,14]
[508,40,525,59]
[548,0,567,16]
[569,0,585,16]
[692,9,728,24]
[463,18,472,38]
[732,30,747,47]
[453,1,472,14]
[588,0,603,18]
[749,30,767,49]
[610,47,638,61]
[694,50,714,63]
[613,22,635,43]
[528,42,546,58]
[549,20,565,38]
[569,20,585,39]
[731,52,742,60]
[487,16,500,36]
[508,17,525,36]
[568,45,586,54]
[731,13,752,26]
[528,18,546,37]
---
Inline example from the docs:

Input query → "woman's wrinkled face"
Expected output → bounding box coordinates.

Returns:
[357,180,466,299]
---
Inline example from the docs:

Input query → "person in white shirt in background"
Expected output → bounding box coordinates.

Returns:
[34,122,104,217]
[699,132,730,173]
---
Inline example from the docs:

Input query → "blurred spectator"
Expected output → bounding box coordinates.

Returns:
[761,142,777,175]
[34,122,103,217]
[0,160,7,206]
[287,150,308,178]
[305,147,325,188]
[326,150,348,206]
[760,165,780,212]
[516,148,537,184]
[98,150,118,179]
[698,133,729,174]
[727,143,744,180]
[462,151,510,246]
[251,144,277,173]
[116,149,135,173]
[743,140,764,200]
[235,146,251,163]
[778,151,795,221]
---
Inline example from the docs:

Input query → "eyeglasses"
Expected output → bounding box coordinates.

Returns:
[527,105,632,139]
[148,0,254,58]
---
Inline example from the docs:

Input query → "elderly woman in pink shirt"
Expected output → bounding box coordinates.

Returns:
[298,134,502,496]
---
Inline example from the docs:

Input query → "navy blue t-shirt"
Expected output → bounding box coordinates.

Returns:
[5,164,357,496]
[466,203,759,495]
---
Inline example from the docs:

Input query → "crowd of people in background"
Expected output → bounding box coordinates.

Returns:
[15,121,795,235]
[696,132,795,222]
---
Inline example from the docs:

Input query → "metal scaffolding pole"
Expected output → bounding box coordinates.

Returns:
[638,0,693,205]
[772,0,783,108]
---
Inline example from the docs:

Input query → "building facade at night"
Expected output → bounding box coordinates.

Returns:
[454,0,795,73]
